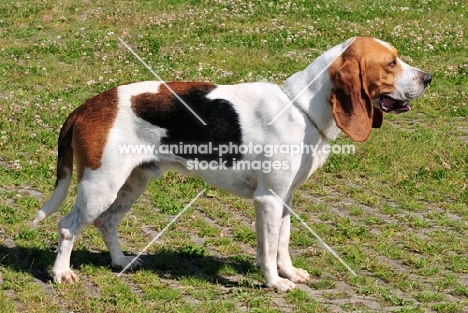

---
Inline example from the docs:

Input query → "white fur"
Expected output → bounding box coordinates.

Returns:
[374,38,395,52]
[32,168,71,225]
[394,59,428,100]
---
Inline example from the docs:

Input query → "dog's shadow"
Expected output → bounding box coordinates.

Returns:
[0,244,261,288]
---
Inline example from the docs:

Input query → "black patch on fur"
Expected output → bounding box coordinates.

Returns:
[131,82,243,165]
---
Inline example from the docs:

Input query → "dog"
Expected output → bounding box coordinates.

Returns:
[33,37,431,291]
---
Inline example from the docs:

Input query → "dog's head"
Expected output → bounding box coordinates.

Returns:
[329,37,432,142]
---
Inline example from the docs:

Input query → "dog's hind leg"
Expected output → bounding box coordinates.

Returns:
[52,166,134,284]
[93,165,154,270]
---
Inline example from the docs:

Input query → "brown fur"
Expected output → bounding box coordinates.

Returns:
[70,88,119,181]
[131,82,216,122]
[328,38,401,141]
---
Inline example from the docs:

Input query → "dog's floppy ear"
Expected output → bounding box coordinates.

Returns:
[372,108,383,129]
[330,59,382,142]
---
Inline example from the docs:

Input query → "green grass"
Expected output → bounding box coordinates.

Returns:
[1,0,467,311]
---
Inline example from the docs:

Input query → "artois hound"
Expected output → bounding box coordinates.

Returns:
[34,37,431,291]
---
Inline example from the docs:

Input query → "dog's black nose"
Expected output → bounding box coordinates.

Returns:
[423,73,432,87]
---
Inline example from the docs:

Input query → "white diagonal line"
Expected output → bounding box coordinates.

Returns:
[117,189,206,277]
[118,37,207,126]
[268,37,356,125]
[268,189,357,277]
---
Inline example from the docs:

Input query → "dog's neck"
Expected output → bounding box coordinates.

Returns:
[282,69,341,141]
[282,42,355,142]
[280,85,328,140]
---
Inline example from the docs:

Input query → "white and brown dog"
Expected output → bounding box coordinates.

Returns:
[34,37,431,291]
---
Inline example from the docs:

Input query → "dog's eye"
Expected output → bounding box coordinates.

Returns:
[388,59,397,67]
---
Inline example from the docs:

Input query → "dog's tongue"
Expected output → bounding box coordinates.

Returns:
[380,96,411,113]
[382,96,397,109]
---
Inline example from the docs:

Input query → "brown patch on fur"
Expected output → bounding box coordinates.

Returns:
[56,109,78,183]
[131,82,216,122]
[328,37,401,141]
[71,88,119,181]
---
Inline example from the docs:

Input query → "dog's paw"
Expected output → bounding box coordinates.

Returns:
[111,256,143,270]
[268,278,298,292]
[53,269,79,284]
[278,266,310,284]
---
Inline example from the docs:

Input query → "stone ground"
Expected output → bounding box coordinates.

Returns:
[1,179,467,312]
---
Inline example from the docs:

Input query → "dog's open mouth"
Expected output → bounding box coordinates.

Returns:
[379,95,411,113]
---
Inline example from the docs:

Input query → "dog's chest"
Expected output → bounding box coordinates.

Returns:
[289,140,331,191]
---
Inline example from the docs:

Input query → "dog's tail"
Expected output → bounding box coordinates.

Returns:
[32,109,78,225]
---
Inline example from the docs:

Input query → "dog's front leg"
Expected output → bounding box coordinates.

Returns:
[277,197,310,284]
[254,194,297,291]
